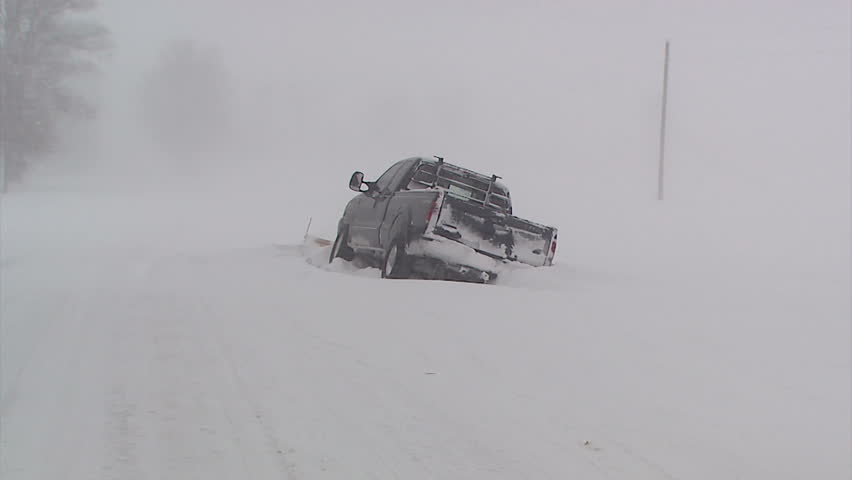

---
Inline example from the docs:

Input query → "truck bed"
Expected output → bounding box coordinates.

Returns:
[423,190,557,269]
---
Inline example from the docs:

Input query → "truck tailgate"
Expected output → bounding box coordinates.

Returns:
[430,193,557,267]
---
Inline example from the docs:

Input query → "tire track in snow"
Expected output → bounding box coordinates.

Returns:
[141,267,258,479]
[0,286,76,417]
[1,277,108,479]
[142,252,299,479]
[200,293,300,480]
[103,307,142,480]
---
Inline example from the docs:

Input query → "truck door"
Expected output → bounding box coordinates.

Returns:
[348,160,408,249]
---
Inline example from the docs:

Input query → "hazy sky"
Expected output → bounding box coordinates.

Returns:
[69,0,849,232]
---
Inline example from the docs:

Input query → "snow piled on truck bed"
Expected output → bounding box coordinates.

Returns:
[2,187,848,480]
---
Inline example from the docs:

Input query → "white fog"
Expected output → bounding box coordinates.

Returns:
[1,1,849,478]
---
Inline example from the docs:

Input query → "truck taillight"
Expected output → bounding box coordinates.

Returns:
[550,238,557,254]
[426,196,439,223]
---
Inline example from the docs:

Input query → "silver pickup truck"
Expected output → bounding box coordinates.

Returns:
[330,156,558,283]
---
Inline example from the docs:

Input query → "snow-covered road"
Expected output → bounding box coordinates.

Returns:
[1,190,849,479]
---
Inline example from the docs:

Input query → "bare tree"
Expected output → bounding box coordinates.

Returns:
[0,0,109,189]
[140,39,233,163]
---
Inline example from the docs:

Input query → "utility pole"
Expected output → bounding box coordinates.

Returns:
[0,0,7,194]
[657,39,670,201]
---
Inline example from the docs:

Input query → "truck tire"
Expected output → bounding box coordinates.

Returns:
[329,226,355,263]
[381,238,410,279]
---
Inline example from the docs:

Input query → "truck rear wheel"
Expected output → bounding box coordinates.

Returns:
[329,227,355,263]
[381,238,410,279]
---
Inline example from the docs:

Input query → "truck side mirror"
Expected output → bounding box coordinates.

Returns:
[349,171,367,192]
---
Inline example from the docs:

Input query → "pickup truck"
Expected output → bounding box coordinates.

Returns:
[329,156,558,283]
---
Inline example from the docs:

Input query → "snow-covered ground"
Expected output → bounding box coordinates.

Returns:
[2,0,848,476]
[1,182,848,479]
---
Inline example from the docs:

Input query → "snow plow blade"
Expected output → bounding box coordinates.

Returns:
[306,236,332,247]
